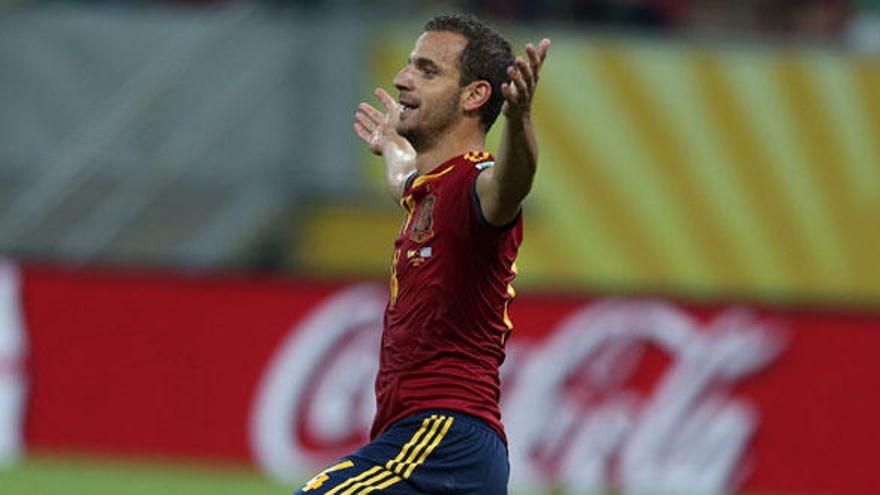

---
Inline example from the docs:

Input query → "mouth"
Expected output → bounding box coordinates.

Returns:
[398,98,419,119]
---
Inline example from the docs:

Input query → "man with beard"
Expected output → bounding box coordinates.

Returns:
[294,14,549,495]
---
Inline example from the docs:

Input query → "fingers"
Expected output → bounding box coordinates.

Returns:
[526,44,541,82]
[525,38,551,78]
[502,38,550,117]
[515,56,534,94]
[507,63,529,103]
[355,110,377,132]
[355,88,399,154]
[501,81,518,104]
[353,122,372,144]
[354,121,383,156]
[538,38,551,61]
[375,88,399,116]
[354,100,381,150]
[358,102,384,125]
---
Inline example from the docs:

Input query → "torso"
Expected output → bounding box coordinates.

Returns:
[371,152,522,442]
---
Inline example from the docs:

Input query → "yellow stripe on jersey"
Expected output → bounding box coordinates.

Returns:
[399,193,416,231]
[501,280,517,343]
[411,165,455,190]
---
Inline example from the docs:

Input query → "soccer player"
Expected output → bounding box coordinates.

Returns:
[294,14,549,495]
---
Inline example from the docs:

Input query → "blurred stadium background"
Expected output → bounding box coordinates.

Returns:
[0,0,879,494]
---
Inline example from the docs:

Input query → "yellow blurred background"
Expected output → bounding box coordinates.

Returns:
[297,29,880,306]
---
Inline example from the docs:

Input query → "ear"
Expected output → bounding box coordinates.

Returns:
[461,80,492,113]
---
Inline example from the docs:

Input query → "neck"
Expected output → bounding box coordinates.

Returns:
[414,122,486,175]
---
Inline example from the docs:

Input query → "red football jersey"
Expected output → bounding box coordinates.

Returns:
[371,151,522,443]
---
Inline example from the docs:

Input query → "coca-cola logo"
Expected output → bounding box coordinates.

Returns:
[504,300,784,493]
[250,287,784,494]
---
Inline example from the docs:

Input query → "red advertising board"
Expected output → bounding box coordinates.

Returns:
[4,264,879,494]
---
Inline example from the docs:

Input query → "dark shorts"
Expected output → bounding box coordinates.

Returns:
[292,410,509,495]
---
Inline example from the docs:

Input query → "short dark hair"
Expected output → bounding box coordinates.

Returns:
[424,14,514,133]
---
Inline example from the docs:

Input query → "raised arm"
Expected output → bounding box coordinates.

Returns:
[354,88,417,202]
[476,39,550,226]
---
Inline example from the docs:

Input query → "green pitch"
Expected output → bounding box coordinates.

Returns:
[1,453,577,495]
[0,453,292,495]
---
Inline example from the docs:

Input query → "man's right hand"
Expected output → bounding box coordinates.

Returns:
[354,88,417,201]
[354,88,407,156]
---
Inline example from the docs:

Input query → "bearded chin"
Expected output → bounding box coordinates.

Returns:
[399,92,462,153]
[399,125,429,152]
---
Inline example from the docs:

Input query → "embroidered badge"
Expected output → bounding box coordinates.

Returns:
[410,194,435,243]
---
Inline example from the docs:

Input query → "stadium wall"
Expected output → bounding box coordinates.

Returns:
[2,263,878,494]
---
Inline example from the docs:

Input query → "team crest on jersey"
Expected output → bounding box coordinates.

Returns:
[464,151,490,163]
[410,194,435,243]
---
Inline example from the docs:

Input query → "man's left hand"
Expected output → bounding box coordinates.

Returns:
[501,38,551,120]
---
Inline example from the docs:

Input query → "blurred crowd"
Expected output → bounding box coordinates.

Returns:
[464,0,880,49]
[2,0,878,48]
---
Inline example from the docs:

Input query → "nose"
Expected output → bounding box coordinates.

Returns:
[393,65,413,92]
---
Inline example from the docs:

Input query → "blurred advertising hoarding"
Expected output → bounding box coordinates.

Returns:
[1,263,877,494]
[0,261,26,467]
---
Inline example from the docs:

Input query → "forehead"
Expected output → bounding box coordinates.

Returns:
[411,31,467,69]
